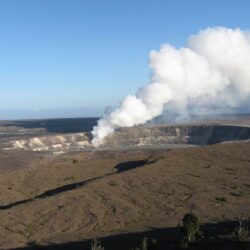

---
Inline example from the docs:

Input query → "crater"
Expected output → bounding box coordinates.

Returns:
[3,123,250,153]
[100,124,250,149]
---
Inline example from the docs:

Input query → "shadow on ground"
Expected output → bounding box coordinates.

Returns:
[10,221,250,250]
[115,157,157,173]
[0,158,157,210]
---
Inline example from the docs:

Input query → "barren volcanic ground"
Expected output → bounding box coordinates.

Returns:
[0,142,249,249]
[0,117,249,249]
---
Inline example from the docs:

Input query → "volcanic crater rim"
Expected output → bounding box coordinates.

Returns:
[2,122,250,153]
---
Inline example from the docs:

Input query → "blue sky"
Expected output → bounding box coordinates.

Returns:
[0,0,249,119]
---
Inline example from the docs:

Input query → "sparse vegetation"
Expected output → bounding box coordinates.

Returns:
[215,196,227,203]
[108,181,118,186]
[91,239,105,250]
[131,237,157,250]
[230,190,246,197]
[57,205,64,209]
[180,212,201,248]
[85,215,250,250]
[235,217,250,241]
[0,137,249,249]
[64,176,74,181]
[72,159,78,164]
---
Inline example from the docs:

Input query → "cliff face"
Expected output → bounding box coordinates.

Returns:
[188,125,250,145]
[3,125,250,153]
[101,125,250,148]
[4,133,91,153]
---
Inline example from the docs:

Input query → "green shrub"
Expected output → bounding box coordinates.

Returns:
[215,197,227,202]
[235,217,250,241]
[91,239,105,250]
[180,212,201,248]
[72,159,78,164]
[132,237,157,250]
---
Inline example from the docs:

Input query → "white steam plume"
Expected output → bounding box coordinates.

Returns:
[92,27,250,147]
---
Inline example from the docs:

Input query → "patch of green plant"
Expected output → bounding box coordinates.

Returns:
[91,239,105,250]
[108,181,118,186]
[64,176,74,181]
[24,223,35,239]
[96,192,107,201]
[112,206,116,213]
[72,159,78,164]
[131,237,158,250]
[179,212,201,248]
[230,190,246,197]
[215,197,227,203]
[233,217,250,241]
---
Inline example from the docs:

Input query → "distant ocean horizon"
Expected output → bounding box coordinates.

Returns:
[1,113,250,138]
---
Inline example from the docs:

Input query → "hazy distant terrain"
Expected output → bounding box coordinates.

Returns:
[0,117,98,136]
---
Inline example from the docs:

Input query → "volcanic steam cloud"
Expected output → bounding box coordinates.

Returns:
[92,27,250,146]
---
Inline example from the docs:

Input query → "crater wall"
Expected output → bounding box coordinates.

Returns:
[3,124,250,153]
[101,125,250,148]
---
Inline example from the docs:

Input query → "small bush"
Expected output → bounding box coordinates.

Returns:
[215,197,227,203]
[180,212,201,248]
[91,239,105,250]
[235,217,250,241]
[72,159,78,164]
[230,191,245,197]
[132,237,158,250]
